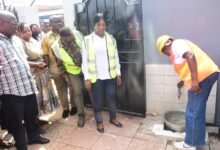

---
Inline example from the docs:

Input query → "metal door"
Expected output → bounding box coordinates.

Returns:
[75,0,146,117]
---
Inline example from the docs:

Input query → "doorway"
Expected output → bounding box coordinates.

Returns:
[75,0,146,117]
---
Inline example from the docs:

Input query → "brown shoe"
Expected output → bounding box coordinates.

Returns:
[110,119,123,128]
[97,123,104,133]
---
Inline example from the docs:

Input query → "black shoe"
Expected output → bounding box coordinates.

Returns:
[62,109,70,118]
[37,118,48,126]
[70,107,77,116]
[97,123,104,133]
[28,136,50,145]
[0,140,14,148]
[39,128,46,134]
[77,113,85,127]
[110,119,123,128]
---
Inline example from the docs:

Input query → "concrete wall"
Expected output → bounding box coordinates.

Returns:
[142,0,220,65]
[145,64,217,123]
[142,0,219,123]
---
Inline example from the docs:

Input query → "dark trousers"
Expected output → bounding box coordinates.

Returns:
[91,79,117,123]
[1,94,40,150]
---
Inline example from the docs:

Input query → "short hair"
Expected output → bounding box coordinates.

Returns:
[59,27,72,37]
[49,15,63,23]
[17,22,26,32]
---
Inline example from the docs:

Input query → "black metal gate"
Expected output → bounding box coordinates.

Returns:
[75,0,146,117]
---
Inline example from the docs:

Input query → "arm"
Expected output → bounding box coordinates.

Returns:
[41,36,50,66]
[113,38,122,86]
[81,39,91,91]
[29,61,47,69]
[183,51,201,93]
[81,39,89,80]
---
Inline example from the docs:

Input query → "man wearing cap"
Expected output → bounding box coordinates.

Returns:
[156,35,219,149]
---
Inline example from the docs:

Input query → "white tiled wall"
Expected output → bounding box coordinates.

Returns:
[145,64,217,123]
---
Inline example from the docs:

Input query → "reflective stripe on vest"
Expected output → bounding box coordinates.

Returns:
[170,40,219,88]
[73,30,84,50]
[53,41,81,75]
[85,32,117,83]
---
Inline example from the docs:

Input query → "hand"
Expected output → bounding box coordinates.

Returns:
[36,62,47,69]
[117,76,122,86]
[85,80,91,91]
[60,70,67,77]
[177,81,184,89]
[57,60,63,67]
[190,80,201,94]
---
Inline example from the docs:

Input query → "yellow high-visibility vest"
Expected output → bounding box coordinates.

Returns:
[52,41,81,75]
[84,32,117,83]
[52,30,84,75]
[170,40,219,89]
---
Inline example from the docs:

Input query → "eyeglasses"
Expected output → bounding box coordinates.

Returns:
[51,20,63,24]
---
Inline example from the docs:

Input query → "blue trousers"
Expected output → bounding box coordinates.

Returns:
[185,72,219,146]
[91,79,117,123]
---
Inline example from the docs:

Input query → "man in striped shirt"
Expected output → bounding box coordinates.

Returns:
[0,10,49,150]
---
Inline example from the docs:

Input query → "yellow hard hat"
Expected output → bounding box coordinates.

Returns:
[156,35,173,53]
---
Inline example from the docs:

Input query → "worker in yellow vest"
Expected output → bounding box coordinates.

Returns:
[51,27,85,127]
[41,16,77,119]
[82,13,122,133]
[156,35,219,149]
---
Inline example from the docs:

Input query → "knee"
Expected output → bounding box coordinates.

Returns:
[93,103,102,112]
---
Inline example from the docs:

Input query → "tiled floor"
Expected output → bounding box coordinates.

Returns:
[3,107,220,150]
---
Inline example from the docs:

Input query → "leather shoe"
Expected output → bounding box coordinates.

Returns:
[39,128,46,134]
[0,140,14,148]
[62,109,70,118]
[77,113,85,127]
[97,123,104,133]
[28,136,50,145]
[70,107,77,116]
[110,119,123,128]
